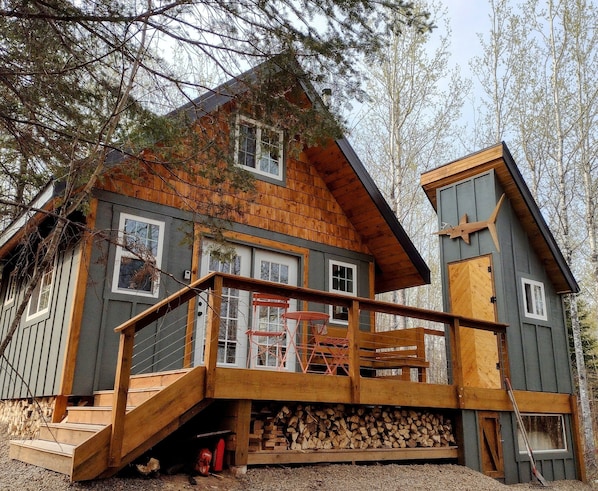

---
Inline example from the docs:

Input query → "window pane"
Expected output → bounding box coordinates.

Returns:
[518,414,566,452]
[524,283,533,314]
[259,128,280,175]
[533,285,545,317]
[331,264,354,294]
[238,123,257,169]
[118,258,153,292]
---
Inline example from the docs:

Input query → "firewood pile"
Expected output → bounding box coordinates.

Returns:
[249,403,455,452]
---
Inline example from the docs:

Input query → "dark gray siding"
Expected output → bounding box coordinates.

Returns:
[73,194,193,393]
[436,170,577,483]
[73,191,376,393]
[501,414,577,483]
[436,170,572,393]
[0,246,80,399]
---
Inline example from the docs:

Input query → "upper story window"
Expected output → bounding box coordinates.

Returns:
[521,278,547,321]
[4,271,16,307]
[329,260,357,323]
[236,116,284,181]
[112,213,164,298]
[26,265,54,321]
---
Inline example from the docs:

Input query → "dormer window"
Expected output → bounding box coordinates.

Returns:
[236,116,284,181]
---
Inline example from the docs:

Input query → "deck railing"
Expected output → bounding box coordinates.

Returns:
[108,272,509,465]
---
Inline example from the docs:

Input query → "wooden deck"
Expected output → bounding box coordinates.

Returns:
[10,272,583,481]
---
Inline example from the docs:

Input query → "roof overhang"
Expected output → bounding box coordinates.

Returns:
[305,139,430,293]
[421,142,578,294]
[0,181,64,258]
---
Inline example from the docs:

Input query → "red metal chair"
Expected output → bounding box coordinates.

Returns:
[246,293,290,369]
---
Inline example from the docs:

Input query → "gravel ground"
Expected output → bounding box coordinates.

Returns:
[0,425,595,491]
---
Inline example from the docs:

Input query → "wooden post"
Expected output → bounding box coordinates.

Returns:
[569,395,588,483]
[204,275,223,398]
[449,318,465,408]
[109,327,135,467]
[53,198,98,423]
[347,300,361,404]
[229,399,251,471]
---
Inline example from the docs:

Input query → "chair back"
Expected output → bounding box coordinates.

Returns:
[252,293,290,310]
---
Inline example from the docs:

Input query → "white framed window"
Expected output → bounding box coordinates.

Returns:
[26,265,54,321]
[329,260,357,323]
[112,213,164,298]
[235,115,284,181]
[4,271,16,306]
[521,278,547,321]
[517,414,567,454]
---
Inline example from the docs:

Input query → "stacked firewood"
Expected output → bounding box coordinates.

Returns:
[0,397,55,438]
[250,403,455,452]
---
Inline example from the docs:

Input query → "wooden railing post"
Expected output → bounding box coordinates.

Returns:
[204,275,223,398]
[110,326,135,466]
[347,299,361,404]
[449,318,464,406]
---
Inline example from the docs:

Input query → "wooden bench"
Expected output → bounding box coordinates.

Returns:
[312,326,434,382]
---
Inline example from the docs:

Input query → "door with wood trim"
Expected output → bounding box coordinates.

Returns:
[479,411,505,479]
[448,255,501,388]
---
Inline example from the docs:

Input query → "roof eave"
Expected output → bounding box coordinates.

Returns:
[500,143,579,294]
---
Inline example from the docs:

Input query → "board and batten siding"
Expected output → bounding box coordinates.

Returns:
[437,170,572,394]
[72,195,193,394]
[0,245,81,399]
[436,169,577,483]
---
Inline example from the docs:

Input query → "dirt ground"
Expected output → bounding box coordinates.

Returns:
[1,425,596,490]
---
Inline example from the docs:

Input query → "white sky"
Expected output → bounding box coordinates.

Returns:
[442,1,490,65]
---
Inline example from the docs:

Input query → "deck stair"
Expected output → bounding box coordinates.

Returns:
[9,367,209,481]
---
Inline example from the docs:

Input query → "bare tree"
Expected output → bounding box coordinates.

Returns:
[354,1,468,313]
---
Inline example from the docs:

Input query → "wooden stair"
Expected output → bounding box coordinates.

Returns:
[10,366,210,481]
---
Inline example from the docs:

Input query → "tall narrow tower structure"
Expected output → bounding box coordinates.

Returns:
[421,143,581,483]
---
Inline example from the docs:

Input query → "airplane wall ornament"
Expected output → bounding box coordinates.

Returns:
[435,194,506,252]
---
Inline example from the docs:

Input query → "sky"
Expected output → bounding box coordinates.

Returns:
[442,1,491,66]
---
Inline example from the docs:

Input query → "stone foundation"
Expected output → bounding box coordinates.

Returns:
[0,397,56,438]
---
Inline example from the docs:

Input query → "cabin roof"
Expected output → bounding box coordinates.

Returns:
[0,60,430,292]
[174,61,430,292]
[420,142,578,294]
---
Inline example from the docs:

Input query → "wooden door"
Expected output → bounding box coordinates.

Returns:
[448,255,501,388]
[479,411,505,479]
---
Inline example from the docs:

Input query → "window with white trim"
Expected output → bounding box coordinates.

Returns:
[329,260,357,323]
[26,265,54,320]
[521,278,547,321]
[112,214,164,297]
[236,116,284,181]
[517,414,567,453]
[4,271,16,306]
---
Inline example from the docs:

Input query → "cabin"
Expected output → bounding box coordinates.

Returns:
[0,60,584,484]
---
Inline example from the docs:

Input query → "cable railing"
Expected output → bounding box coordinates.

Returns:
[107,272,509,466]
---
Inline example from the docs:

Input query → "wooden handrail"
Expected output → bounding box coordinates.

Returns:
[109,272,510,463]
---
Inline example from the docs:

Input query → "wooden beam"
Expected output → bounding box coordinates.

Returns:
[229,400,251,468]
[247,446,458,465]
[449,318,464,389]
[212,368,353,403]
[54,198,98,423]
[347,300,361,404]
[204,275,223,398]
[569,395,587,483]
[109,328,134,467]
